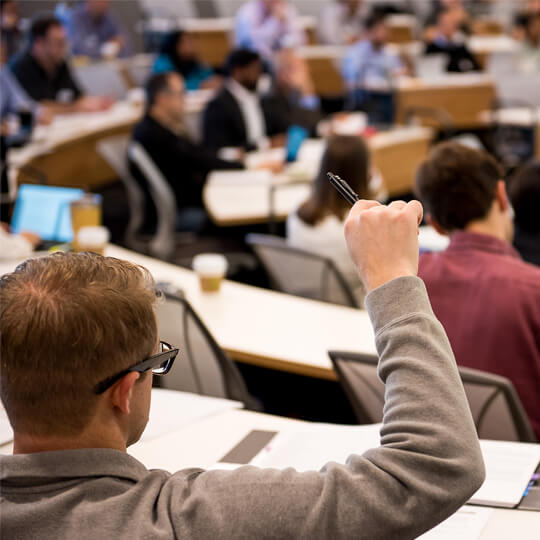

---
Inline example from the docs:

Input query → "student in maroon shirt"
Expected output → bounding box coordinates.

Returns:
[415,142,540,439]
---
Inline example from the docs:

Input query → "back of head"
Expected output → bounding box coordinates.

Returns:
[145,71,172,111]
[365,9,387,32]
[225,48,260,77]
[508,161,540,234]
[415,142,503,232]
[298,135,370,226]
[160,30,184,59]
[0,252,157,437]
[29,14,61,46]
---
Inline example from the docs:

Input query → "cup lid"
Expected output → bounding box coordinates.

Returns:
[192,253,228,275]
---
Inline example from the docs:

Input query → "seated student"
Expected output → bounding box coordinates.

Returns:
[342,11,406,124]
[65,0,131,59]
[318,0,367,46]
[129,72,243,232]
[424,7,480,72]
[0,202,484,539]
[508,161,540,266]
[287,135,371,306]
[261,49,321,137]
[153,30,219,91]
[415,142,540,439]
[235,0,305,61]
[424,0,471,39]
[203,49,279,152]
[10,14,113,114]
[518,11,540,72]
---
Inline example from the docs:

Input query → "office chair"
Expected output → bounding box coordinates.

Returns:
[246,233,360,308]
[156,290,258,409]
[329,351,537,442]
[97,136,146,252]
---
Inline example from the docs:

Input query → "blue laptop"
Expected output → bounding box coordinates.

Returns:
[10,184,84,244]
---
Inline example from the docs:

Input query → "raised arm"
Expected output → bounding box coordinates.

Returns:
[168,200,485,539]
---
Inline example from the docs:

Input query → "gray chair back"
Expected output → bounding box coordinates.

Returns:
[246,233,359,308]
[329,351,537,442]
[128,141,177,259]
[97,135,145,251]
[156,291,255,407]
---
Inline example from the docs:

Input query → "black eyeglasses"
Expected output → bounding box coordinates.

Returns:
[93,341,179,395]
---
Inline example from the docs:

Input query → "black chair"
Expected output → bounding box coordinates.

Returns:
[329,350,537,442]
[155,290,258,410]
[246,233,360,308]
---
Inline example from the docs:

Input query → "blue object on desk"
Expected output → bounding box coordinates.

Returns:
[11,184,84,242]
[285,125,309,163]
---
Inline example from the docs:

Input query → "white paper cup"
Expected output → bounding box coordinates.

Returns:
[192,254,228,292]
[76,226,110,256]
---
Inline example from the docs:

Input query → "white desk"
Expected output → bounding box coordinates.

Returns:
[204,127,433,226]
[129,408,540,539]
[0,246,376,380]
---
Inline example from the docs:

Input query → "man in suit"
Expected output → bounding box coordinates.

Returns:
[130,72,243,232]
[203,48,278,152]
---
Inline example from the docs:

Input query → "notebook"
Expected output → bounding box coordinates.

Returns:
[10,184,84,243]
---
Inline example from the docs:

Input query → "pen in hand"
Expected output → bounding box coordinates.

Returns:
[326,172,360,206]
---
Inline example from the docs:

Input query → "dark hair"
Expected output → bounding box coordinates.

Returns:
[159,29,200,78]
[508,161,540,233]
[29,14,62,45]
[0,0,16,12]
[160,29,185,58]
[365,9,388,30]
[145,72,173,109]
[415,142,503,232]
[298,135,370,226]
[225,48,260,76]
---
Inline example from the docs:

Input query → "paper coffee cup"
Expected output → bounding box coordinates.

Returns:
[192,254,227,292]
[76,226,110,256]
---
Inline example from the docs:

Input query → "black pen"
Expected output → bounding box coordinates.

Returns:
[326,172,360,206]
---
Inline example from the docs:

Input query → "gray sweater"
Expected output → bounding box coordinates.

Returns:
[0,277,485,539]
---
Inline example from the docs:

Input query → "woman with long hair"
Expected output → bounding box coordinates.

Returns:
[287,135,371,305]
[153,30,220,91]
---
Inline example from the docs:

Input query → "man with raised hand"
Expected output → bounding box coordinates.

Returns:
[0,199,484,539]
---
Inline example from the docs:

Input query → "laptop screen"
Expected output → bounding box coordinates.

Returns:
[10,185,84,243]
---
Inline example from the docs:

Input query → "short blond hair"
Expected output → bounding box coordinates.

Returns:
[0,252,158,436]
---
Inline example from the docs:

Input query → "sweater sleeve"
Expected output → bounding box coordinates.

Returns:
[167,276,485,540]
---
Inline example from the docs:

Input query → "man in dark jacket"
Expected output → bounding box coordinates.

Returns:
[130,72,243,231]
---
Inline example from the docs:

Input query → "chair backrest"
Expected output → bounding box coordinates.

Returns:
[155,290,254,407]
[329,351,537,442]
[74,61,128,100]
[459,366,537,442]
[128,141,177,259]
[246,233,359,308]
[96,135,145,250]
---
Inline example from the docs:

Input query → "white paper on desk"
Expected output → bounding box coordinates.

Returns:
[417,506,493,540]
[141,389,242,442]
[207,170,273,186]
[250,423,381,471]
[470,440,540,508]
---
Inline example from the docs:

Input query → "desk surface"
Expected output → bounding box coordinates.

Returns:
[0,246,375,380]
[129,407,540,539]
[204,127,433,226]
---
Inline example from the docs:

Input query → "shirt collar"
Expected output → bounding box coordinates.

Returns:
[227,78,258,102]
[447,231,521,259]
[0,448,149,485]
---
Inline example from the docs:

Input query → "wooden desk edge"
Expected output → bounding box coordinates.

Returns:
[228,349,337,381]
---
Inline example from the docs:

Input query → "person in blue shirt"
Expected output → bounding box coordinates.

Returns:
[342,10,406,124]
[65,0,131,59]
[152,30,220,91]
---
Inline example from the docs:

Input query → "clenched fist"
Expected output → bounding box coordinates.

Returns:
[344,200,424,293]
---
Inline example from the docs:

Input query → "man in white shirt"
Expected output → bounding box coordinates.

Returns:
[235,0,305,61]
[202,49,274,152]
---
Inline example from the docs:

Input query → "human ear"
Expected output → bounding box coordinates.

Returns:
[109,372,140,415]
